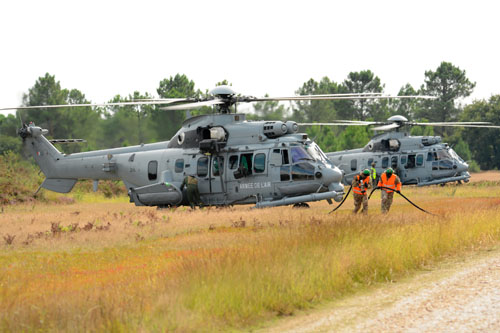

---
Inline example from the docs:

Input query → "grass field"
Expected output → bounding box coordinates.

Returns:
[1,175,500,331]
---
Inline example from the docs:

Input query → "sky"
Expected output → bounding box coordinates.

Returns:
[1,0,499,116]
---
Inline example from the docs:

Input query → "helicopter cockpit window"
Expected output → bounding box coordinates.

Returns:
[174,159,184,173]
[292,162,314,181]
[448,148,463,162]
[437,149,452,160]
[382,157,389,168]
[351,159,357,171]
[416,154,424,167]
[306,142,331,166]
[291,146,313,164]
[197,157,208,177]
[229,155,238,169]
[254,153,266,173]
[213,156,224,176]
[282,149,290,165]
[439,160,453,170]
[148,161,158,181]
[280,166,290,181]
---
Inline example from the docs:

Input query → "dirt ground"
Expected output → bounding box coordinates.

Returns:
[264,247,500,332]
[470,170,500,182]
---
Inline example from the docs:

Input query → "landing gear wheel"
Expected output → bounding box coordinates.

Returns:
[293,202,310,208]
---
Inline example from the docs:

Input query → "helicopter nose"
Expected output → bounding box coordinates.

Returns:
[456,161,469,173]
[320,166,344,192]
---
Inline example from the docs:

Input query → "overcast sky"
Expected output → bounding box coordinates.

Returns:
[1,0,499,116]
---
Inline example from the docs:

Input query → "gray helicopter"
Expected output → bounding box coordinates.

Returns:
[10,86,393,209]
[6,86,438,208]
[302,115,500,186]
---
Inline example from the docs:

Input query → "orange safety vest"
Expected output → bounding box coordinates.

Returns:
[378,173,401,193]
[353,174,370,195]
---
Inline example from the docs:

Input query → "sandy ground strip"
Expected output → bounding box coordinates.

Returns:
[264,247,500,332]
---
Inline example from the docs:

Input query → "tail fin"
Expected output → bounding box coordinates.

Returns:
[19,123,63,178]
[18,123,78,193]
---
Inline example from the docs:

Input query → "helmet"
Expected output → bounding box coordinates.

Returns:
[385,168,394,175]
[363,169,370,176]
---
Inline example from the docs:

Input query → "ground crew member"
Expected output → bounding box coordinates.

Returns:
[181,174,201,209]
[371,162,377,183]
[352,169,371,214]
[378,168,402,213]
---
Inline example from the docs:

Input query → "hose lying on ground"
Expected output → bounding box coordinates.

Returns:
[328,185,352,214]
[368,186,437,216]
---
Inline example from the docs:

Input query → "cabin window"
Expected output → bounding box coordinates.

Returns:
[401,155,407,168]
[416,154,424,167]
[174,159,184,173]
[350,159,357,171]
[148,161,158,180]
[427,152,434,161]
[213,156,224,176]
[229,155,238,169]
[367,158,373,166]
[382,157,389,168]
[391,156,398,169]
[292,162,314,181]
[254,153,266,173]
[197,157,208,177]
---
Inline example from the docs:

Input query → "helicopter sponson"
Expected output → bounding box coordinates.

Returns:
[18,114,344,209]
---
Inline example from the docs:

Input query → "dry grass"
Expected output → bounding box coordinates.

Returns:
[0,182,500,331]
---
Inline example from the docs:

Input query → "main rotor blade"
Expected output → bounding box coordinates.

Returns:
[412,121,492,126]
[0,99,187,111]
[371,123,401,131]
[413,123,500,129]
[243,94,434,102]
[160,99,225,111]
[299,122,374,126]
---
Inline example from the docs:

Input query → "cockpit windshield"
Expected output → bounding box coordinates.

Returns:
[448,148,464,162]
[305,142,332,166]
[291,146,314,163]
[427,148,464,163]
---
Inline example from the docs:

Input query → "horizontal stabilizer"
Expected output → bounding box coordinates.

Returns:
[41,178,77,193]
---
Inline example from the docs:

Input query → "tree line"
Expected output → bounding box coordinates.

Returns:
[1,62,499,170]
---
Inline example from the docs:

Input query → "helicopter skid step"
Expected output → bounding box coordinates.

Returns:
[129,182,182,207]
[254,190,343,209]
[417,174,470,187]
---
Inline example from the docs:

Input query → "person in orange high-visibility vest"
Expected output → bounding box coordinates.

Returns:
[378,168,402,213]
[352,169,371,214]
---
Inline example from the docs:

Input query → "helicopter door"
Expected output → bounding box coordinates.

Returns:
[195,155,224,197]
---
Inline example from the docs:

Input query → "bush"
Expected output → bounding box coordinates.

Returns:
[0,152,44,204]
[468,160,481,173]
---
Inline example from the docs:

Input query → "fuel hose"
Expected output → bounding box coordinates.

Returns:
[328,185,352,214]
[368,186,437,216]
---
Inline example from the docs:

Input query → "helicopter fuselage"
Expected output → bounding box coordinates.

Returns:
[21,114,344,208]
[326,131,470,186]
